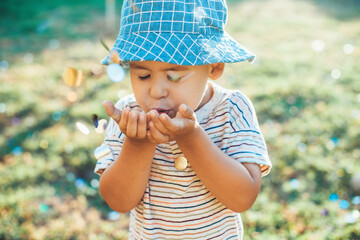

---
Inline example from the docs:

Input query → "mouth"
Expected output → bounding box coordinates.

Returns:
[153,108,176,118]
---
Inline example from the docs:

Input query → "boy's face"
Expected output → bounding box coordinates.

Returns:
[129,61,222,117]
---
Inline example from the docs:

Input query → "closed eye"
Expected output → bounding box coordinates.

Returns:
[139,74,150,80]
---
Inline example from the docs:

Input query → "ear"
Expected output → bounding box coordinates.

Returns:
[209,63,225,80]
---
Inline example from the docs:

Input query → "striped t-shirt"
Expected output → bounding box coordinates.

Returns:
[94,82,272,239]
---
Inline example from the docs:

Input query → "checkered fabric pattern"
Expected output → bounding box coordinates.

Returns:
[101,0,255,66]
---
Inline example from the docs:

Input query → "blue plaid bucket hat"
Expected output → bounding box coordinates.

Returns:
[101,0,255,66]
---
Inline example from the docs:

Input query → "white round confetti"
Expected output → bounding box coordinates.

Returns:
[352,210,360,219]
[331,69,341,79]
[90,179,99,188]
[344,213,356,224]
[49,39,60,50]
[311,40,325,52]
[76,122,90,135]
[24,53,34,64]
[0,60,9,71]
[107,63,125,82]
[343,44,354,55]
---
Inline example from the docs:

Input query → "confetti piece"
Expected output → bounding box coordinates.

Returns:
[289,178,299,189]
[63,67,83,87]
[107,63,125,82]
[76,122,90,135]
[52,111,62,121]
[95,119,108,134]
[108,211,120,221]
[169,74,181,82]
[331,69,341,80]
[128,0,139,12]
[75,178,86,188]
[39,203,49,213]
[12,146,23,156]
[321,208,328,216]
[339,200,349,209]
[90,179,99,188]
[110,50,121,64]
[329,193,339,202]
[92,114,99,128]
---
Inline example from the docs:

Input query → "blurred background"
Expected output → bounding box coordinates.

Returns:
[0,0,360,239]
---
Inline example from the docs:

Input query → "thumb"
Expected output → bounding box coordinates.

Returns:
[177,104,195,119]
[103,100,122,121]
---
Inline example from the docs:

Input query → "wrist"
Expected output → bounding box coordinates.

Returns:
[175,123,202,144]
[124,137,156,149]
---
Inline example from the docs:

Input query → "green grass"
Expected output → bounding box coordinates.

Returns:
[1,0,360,239]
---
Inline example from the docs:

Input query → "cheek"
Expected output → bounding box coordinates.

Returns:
[175,85,206,108]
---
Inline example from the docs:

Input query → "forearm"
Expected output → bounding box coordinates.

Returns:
[176,125,262,213]
[99,138,156,213]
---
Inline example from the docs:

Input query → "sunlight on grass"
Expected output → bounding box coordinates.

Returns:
[0,0,360,239]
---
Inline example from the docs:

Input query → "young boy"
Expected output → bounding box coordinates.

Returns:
[94,0,272,239]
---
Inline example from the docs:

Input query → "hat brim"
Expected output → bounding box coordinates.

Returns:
[101,31,255,66]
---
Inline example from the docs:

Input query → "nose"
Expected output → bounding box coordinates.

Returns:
[149,77,168,99]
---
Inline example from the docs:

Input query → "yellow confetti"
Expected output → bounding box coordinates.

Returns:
[63,67,84,87]
[110,50,120,65]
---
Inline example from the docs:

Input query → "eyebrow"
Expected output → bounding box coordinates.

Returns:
[130,64,189,71]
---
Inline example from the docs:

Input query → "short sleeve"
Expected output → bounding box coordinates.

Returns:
[224,92,272,177]
[93,98,127,176]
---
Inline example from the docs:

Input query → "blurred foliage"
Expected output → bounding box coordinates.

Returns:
[0,0,360,239]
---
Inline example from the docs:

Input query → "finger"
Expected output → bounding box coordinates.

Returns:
[149,110,172,135]
[119,108,130,133]
[159,113,178,132]
[103,100,122,122]
[178,104,195,119]
[160,115,185,133]
[146,130,157,144]
[148,121,170,143]
[137,113,147,139]
[126,111,139,138]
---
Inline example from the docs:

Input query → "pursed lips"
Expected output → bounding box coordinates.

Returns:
[151,108,176,118]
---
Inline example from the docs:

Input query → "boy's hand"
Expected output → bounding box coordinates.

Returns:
[147,104,197,144]
[102,100,150,144]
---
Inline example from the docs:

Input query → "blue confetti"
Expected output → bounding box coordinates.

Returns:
[290,178,299,189]
[39,203,49,213]
[75,178,86,188]
[352,196,360,205]
[12,146,23,156]
[108,211,120,221]
[52,111,62,121]
[331,137,339,147]
[339,200,349,209]
[107,63,125,82]
[329,193,339,202]
[92,114,99,128]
